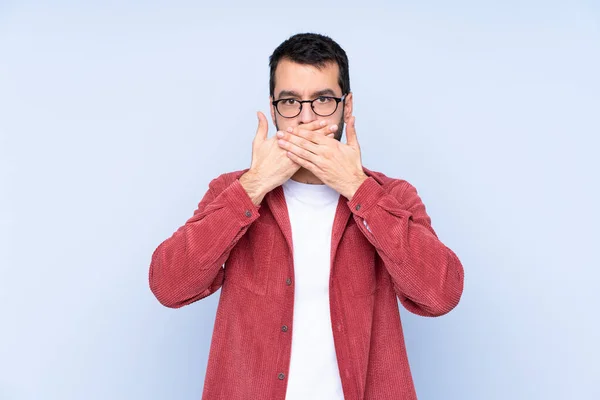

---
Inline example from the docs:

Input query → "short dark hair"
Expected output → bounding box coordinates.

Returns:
[269,33,350,98]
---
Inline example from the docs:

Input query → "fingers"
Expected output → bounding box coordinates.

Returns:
[345,116,358,146]
[302,124,337,144]
[274,119,337,147]
[255,111,269,142]
[298,119,330,132]
[278,131,320,156]
[291,123,338,144]
[286,150,318,175]
[315,123,339,137]
[299,123,337,136]
[280,139,319,164]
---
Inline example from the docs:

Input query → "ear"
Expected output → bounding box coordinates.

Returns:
[343,92,353,124]
[269,96,277,127]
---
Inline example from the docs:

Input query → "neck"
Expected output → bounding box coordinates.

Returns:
[290,167,324,185]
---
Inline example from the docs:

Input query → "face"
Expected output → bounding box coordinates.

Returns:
[270,59,353,141]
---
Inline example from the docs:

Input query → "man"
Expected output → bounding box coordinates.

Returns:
[149,33,464,400]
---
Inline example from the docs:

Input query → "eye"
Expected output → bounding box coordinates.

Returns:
[281,99,298,106]
[316,96,333,104]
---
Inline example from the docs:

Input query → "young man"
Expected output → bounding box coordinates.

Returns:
[149,33,464,400]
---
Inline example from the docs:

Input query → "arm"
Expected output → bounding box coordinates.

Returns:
[347,177,464,317]
[149,175,262,308]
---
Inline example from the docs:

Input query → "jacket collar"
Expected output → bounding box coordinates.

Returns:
[233,166,378,264]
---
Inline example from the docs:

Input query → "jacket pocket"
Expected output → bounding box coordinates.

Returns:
[224,220,274,296]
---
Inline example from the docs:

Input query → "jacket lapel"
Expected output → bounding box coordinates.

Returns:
[265,185,294,255]
[265,184,352,273]
[330,196,352,266]
[330,166,379,266]
[264,167,379,267]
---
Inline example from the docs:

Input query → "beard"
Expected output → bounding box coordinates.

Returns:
[330,117,345,141]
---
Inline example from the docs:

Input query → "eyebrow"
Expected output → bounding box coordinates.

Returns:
[276,88,338,99]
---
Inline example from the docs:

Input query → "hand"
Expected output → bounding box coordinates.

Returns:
[239,112,338,205]
[276,115,367,200]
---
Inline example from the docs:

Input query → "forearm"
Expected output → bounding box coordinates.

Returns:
[348,177,464,316]
[149,179,260,308]
[376,214,463,316]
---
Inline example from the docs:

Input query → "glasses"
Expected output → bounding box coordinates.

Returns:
[272,94,346,118]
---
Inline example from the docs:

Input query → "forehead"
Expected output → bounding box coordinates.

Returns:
[274,59,341,96]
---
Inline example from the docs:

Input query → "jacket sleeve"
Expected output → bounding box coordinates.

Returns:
[347,177,464,317]
[149,176,261,308]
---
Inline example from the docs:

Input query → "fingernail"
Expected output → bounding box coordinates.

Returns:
[277,131,284,138]
[320,121,327,127]
[330,125,338,131]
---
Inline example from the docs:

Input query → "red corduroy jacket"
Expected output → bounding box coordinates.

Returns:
[149,166,464,400]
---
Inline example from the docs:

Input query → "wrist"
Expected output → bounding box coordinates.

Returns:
[239,170,268,206]
[345,173,368,201]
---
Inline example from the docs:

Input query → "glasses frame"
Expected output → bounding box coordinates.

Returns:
[272,94,347,118]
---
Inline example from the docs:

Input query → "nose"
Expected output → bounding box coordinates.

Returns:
[298,101,318,124]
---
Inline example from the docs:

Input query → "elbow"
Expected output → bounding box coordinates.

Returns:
[150,273,217,309]
[149,267,185,309]
[428,286,463,317]
[148,248,187,309]
[428,258,464,317]
[400,289,462,317]
[398,258,464,318]
[401,290,463,317]
[148,251,220,309]
[425,248,464,316]
[150,284,183,309]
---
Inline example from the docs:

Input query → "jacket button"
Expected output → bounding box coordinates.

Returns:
[281,325,288,332]
[245,210,252,217]
[286,277,292,286]
[278,372,285,380]
[355,204,361,211]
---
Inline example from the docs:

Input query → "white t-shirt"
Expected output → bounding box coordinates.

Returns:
[282,178,345,400]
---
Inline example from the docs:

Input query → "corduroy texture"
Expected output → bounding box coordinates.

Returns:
[149,166,464,400]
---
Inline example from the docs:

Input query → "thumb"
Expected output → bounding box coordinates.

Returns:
[345,116,358,146]
[255,111,269,142]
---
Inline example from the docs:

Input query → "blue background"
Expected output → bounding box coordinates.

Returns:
[1,1,599,399]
